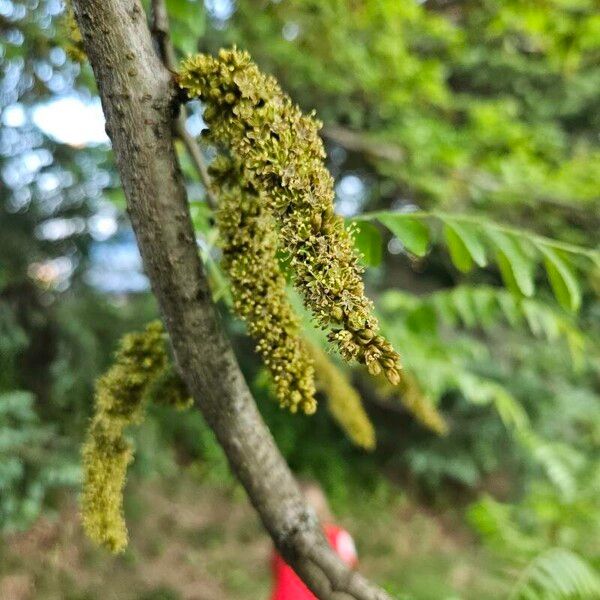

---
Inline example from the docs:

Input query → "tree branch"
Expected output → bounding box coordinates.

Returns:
[176,120,219,210]
[150,0,177,70]
[322,125,404,163]
[72,1,391,598]
[150,0,218,210]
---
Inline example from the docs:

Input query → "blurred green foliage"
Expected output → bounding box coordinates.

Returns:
[207,1,600,234]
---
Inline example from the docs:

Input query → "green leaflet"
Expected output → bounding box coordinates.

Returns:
[354,211,598,307]
[351,220,383,267]
[442,219,487,272]
[377,212,430,257]
[537,245,581,312]
[510,548,600,600]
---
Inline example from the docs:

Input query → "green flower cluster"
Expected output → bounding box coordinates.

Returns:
[309,342,375,451]
[81,321,191,552]
[179,48,401,387]
[212,157,316,413]
[375,372,448,436]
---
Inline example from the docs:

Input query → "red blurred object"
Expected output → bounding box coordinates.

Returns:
[270,524,358,600]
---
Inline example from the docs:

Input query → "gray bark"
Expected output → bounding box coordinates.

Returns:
[72,1,392,598]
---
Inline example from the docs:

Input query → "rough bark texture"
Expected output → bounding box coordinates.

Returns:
[72,1,392,599]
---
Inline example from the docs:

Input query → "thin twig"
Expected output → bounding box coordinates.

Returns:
[322,125,405,163]
[150,0,177,71]
[176,120,219,209]
[150,0,218,210]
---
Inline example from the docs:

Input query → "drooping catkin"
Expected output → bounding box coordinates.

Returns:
[375,372,448,436]
[309,343,375,451]
[179,48,401,388]
[81,419,133,553]
[81,321,190,552]
[212,157,316,413]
